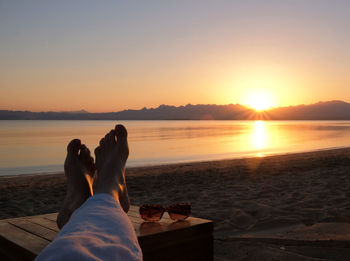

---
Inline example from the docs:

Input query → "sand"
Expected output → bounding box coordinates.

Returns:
[1,148,350,260]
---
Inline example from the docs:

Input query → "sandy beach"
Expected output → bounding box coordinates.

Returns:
[1,148,350,260]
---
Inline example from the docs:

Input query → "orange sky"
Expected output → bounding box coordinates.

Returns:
[1,1,349,112]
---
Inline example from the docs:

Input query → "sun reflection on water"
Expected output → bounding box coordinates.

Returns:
[251,121,269,155]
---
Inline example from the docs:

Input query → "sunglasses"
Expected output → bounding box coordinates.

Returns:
[139,203,191,222]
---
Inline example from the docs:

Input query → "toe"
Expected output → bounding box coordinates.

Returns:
[104,132,111,144]
[115,124,129,159]
[94,146,101,158]
[99,137,105,146]
[94,146,102,166]
[79,144,91,160]
[67,139,81,156]
[88,157,95,171]
[115,124,127,139]
[80,144,89,153]
[87,156,96,177]
[106,130,116,145]
[78,144,95,177]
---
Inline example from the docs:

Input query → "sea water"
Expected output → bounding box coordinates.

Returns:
[0,120,350,176]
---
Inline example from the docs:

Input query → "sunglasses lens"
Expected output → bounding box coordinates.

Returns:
[139,205,164,222]
[168,203,191,221]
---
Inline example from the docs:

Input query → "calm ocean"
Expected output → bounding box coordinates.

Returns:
[1,120,350,176]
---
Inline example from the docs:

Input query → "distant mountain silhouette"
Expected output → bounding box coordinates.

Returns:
[1,100,350,120]
[267,100,350,120]
[57,110,89,114]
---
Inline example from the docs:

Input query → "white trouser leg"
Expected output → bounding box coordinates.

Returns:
[35,194,142,261]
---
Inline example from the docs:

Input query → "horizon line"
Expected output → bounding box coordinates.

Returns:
[0,100,348,114]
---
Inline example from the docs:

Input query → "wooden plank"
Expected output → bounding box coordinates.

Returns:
[129,215,145,225]
[0,222,49,260]
[40,213,58,222]
[134,217,213,237]
[26,216,59,232]
[127,208,144,217]
[133,220,176,236]
[127,211,142,219]
[129,205,139,212]
[8,219,57,241]
[129,215,177,227]
[0,208,214,261]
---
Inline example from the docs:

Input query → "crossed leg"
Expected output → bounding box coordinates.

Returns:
[35,125,142,261]
[57,124,130,229]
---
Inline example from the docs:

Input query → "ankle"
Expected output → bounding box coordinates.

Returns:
[94,186,121,204]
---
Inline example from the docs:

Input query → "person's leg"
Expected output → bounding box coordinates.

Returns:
[57,139,95,229]
[35,125,142,261]
[94,124,130,213]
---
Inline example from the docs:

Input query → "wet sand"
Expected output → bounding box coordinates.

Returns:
[1,148,350,260]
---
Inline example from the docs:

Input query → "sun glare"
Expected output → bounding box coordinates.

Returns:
[244,90,275,111]
[251,120,268,150]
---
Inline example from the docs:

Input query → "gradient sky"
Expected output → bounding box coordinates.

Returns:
[1,0,349,112]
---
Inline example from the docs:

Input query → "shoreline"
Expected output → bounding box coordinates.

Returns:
[1,146,350,259]
[1,146,350,179]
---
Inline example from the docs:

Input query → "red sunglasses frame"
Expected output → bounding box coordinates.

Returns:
[139,203,191,222]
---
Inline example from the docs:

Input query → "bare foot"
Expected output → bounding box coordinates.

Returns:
[94,124,130,213]
[57,139,95,229]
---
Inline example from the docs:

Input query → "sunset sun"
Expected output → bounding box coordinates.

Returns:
[244,90,275,111]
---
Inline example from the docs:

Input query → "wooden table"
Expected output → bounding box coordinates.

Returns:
[0,206,213,261]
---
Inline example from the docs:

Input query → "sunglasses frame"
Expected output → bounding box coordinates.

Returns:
[139,203,191,222]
